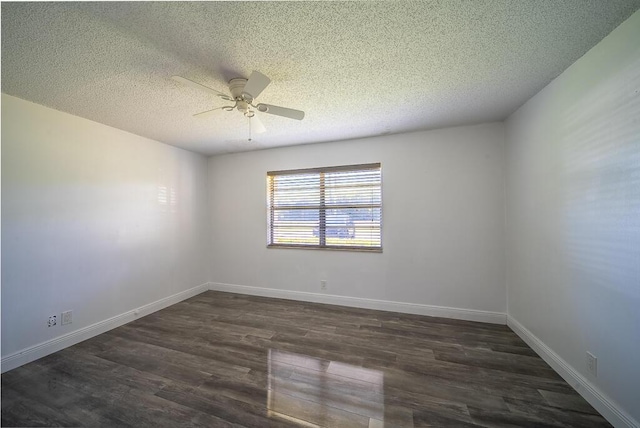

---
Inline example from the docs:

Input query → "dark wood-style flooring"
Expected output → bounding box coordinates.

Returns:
[2,291,611,427]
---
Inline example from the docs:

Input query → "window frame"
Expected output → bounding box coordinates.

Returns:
[267,163,382,252]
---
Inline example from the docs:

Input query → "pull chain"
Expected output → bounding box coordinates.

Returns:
[248,115,252,142]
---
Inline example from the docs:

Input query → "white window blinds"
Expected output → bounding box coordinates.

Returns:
[267,163,382,251]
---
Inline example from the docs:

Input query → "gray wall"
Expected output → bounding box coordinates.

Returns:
[208,123,506,315]
[505,10,640,425]
[1,94,210,359]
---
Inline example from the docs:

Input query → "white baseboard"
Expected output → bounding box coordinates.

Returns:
[507,316,638,428]
[1,282,210,373]
[208,282,506,325]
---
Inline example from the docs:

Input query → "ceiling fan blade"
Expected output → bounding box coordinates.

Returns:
[242,71,271,101]
[256,103,305,120]
[172,76,232,100]
[193,106,225,118]
[250,115,266,134]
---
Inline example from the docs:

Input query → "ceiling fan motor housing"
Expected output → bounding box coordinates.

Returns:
[228,78,248,100]
[228,77,253,115]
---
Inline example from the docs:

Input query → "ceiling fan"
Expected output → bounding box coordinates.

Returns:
[172,71,304,138]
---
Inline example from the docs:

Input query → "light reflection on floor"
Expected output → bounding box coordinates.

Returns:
[267,349,385,427]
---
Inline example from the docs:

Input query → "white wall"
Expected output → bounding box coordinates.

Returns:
[505,10,640,426]
[1,94,210,360]
[208,123,506,316]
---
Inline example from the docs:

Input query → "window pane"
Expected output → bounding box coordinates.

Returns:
[326,208,381,247]
[270,173,320,207]
[325,169,381,207]
[270,208,319,245]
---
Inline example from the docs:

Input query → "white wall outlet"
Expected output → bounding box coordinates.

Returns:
[61,310,73,325]
[320,280,327,290]
[586,351,597,376]
[47,315,57,327]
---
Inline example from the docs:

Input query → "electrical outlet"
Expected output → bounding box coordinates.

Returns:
[61,310,73,325]
[320,280,327,290]
[586,351,597,376]
[47,315,57,327]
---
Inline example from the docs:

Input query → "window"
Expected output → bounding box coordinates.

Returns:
[267,163,382,251]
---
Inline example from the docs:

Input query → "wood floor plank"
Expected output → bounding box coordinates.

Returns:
[2,291,612,427]
[413,408,481,428]
[504,397,614,428]
[539,389,603,415]
[155,381,297,427]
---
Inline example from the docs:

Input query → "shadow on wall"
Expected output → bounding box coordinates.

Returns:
[561,57,640,300]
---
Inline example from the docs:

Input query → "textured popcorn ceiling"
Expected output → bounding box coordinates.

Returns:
[2,1,639,155]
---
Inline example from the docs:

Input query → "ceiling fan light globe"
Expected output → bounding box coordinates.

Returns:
[237,100,250,112]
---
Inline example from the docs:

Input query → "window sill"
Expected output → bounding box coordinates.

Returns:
[267,244,382,253]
